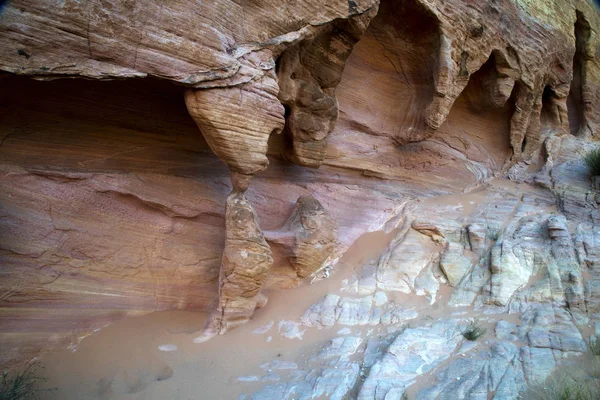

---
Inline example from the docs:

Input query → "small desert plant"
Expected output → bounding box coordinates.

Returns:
[487,228,501,242]
[586,354,600,380]
[462,321,487,341]
[0,362,44,400]
[521,371,599,400]
[588,336,600,357]
[585,148,600,176]
[483,219,502,243]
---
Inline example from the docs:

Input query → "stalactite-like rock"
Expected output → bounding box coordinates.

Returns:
[185,62,285,176]
[509,83,537,159]
[424,32,469,131]
[277,8,378,167]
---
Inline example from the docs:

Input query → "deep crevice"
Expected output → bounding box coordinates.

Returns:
[541,84,561,133]
[462,51,513,114]
[567,10,592,136]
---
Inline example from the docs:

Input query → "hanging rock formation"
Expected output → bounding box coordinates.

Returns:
[276,9,377,167]
[184,65,286,181]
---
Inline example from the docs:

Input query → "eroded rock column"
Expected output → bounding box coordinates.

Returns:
[185,61,285,335]
[184,9,374,334]
[207,192,274,334]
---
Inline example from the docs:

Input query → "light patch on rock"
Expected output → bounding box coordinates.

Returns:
[261,360,298,370]
[302,293,418,327]
[358,319,462,399]
[158,344,178,352]
[374,291,388,306]
[238,376,261,382]
[253,320,274,334]
[337,327,352,335]
[278,320,305,340]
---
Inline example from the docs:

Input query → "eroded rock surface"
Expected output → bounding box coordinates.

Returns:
[243,163,599,399]
[2,0,600,383]
[276,9,377,167]
[301,293,418,328]
[207,191,273,335]
[265,195,338,279]
[185,70,285,178]
[0,0,379,85]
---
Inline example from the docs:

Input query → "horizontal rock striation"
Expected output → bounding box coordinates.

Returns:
[0,0,379,85]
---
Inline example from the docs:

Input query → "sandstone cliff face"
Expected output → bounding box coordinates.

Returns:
[1,0,600,368]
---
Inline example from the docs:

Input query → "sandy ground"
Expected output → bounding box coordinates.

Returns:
[35,178,570,399]
[36,228,396,400]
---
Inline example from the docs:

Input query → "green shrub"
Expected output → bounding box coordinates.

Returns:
[0,362,44,400]
[587,355,600,380]
[588,336,600,357]
[521,372,599,400]
[462,321,487,341]
[585,148,600,176]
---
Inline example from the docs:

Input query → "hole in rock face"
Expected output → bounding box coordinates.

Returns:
[567,10,591,136]
[373,0,441,102]
[279,104,296,156]
[542,84,554,102]
[461,52,508,113]
[429,51,513,168]
[329,9,513,184]
[521,136,528,154]
[541,84,561,132]
[329,0,441,144]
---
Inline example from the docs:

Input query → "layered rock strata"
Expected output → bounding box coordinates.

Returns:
[1,0,600,370]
